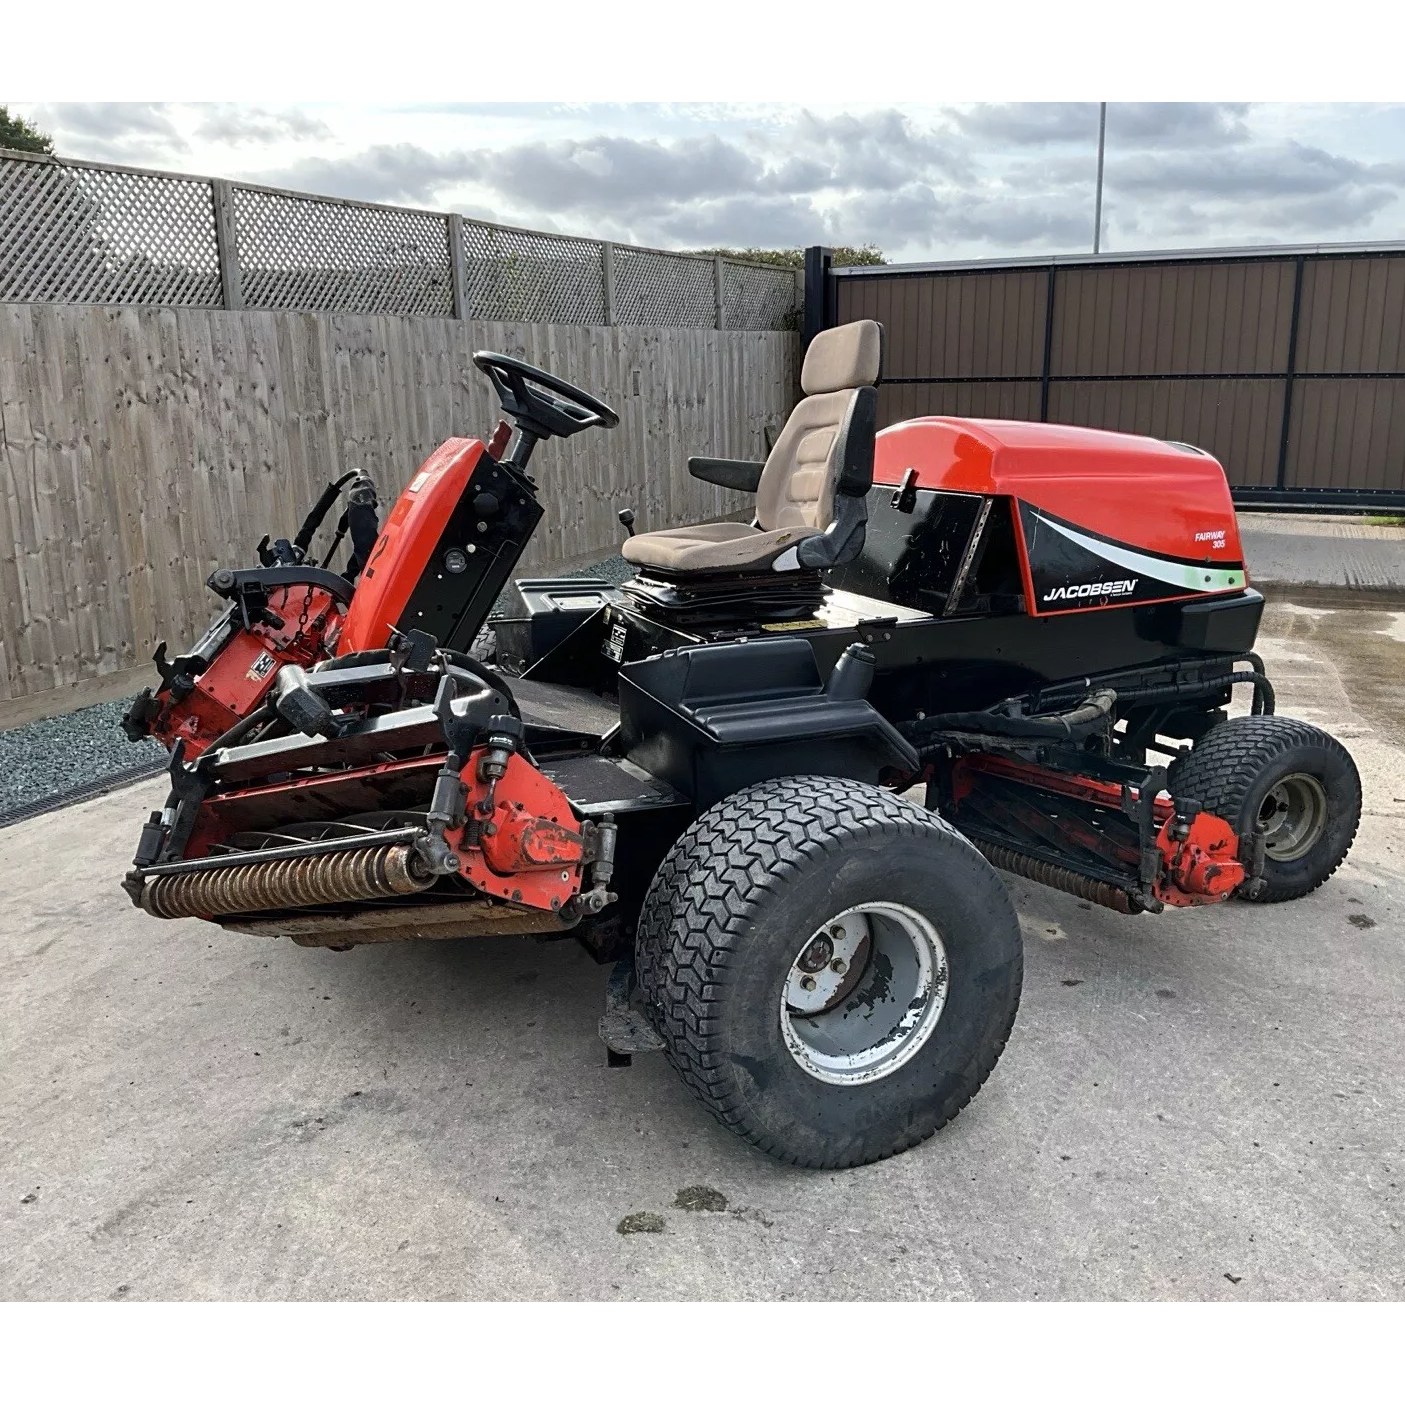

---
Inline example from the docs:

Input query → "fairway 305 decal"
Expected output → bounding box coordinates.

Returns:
[1019,502,1245,613]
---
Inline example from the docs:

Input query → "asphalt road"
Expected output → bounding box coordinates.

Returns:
[2,588,1402,1301]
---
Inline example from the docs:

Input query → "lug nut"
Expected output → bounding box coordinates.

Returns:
[830,958,847,974]
[799,975,817,991]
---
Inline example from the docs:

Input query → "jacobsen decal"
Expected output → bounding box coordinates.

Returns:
[1018,502,1244,612]
[1043,579,1137,603]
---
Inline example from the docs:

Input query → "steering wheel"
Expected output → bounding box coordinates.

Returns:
[472,350,620,440]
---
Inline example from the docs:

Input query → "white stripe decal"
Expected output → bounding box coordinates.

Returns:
[1033,513,1243,593]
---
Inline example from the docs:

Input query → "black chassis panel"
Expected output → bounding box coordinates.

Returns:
[394,454,544,654]
[509,583,1265,810]
[543,588,1263,717]
[615,636,920,810]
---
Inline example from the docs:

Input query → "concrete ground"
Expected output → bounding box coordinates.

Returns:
[1238,512,1405,590]
[2,589,1402,1301]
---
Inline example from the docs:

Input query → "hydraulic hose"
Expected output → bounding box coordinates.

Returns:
[912,688,1117,743]
[292,473,357,559]
[1242,654,1273,715]
[197,701,276,761]
[1111,669,1275,717]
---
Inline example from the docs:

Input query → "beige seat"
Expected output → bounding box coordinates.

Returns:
[621,319,884,575]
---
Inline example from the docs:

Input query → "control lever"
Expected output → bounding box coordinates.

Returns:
[617,508,636,538]
[485,419,513,460]
[826,643,876,700]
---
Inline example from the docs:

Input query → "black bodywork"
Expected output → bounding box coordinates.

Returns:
[474,463,1269,935]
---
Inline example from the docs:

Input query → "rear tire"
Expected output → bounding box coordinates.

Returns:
[1170,715,1360,903]
[634,775,1023,1169]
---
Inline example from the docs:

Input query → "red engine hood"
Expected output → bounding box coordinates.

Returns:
[874,416,1249,615]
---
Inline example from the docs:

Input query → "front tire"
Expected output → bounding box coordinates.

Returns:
[635,775,1024,1169]
[1170,715,1361,903]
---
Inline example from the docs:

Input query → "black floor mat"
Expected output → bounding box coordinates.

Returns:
[512,678,620,736]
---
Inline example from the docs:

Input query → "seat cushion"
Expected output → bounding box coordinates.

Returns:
[621,520,818,572]
[755,388,856,532]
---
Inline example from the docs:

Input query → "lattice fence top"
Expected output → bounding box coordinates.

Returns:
[460,221,605,324]
[0,153,800,329]
[0,158,220,307]
[614,245,718,328]
[234,186,454,316]
[724,259,802,331]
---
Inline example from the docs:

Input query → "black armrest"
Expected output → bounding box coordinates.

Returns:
[794,490,868,570]
[834,385,876,496]
[687,456,766,494]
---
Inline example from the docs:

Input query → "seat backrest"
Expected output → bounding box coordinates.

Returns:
[755,320,883,533]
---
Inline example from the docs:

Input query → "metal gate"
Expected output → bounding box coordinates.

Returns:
[805,242,1405,510]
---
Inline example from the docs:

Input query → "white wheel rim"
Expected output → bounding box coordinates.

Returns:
[780,902,950,1086]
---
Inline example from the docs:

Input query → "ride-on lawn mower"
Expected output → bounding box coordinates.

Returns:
[120,321,1361,1169]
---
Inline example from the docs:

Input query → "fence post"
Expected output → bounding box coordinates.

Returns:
[714,256,726,331]
[601,242,616,326]
[446,213,469,321]
[211,179,243,310]
[447,215,468,320]
[1274,256,1306,491]
[1038,264,1057,421]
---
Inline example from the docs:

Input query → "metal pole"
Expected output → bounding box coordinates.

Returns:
[803,245,833,351]
[1274,255,1306,492]
[1093,102,1107,255]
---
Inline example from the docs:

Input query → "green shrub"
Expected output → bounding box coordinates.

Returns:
[0,106,54,155]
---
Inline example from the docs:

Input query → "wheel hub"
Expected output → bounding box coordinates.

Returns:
[781,903,949,1086]
[1256,771,1328,862]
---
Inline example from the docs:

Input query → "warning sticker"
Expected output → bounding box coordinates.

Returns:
[601,621,629,663]
[246,650,277,681]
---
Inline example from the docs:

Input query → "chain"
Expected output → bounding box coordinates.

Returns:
[292,584,314,652]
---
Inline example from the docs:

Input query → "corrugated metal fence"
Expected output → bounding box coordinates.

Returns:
[821,243,1405,508]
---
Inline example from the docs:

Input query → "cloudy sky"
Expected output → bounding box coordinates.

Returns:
[15,102,1405,262]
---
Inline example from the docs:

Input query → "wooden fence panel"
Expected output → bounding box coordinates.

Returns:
[0,304,798,718]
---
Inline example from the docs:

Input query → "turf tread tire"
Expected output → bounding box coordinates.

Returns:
[635,775,1023,1169]
[1170,715,1360,903]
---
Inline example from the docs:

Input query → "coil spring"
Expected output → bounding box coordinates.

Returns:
[141,843,432,920]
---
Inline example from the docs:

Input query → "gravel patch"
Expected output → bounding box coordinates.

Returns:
[0,696,164,820]
[570,552,634,586]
